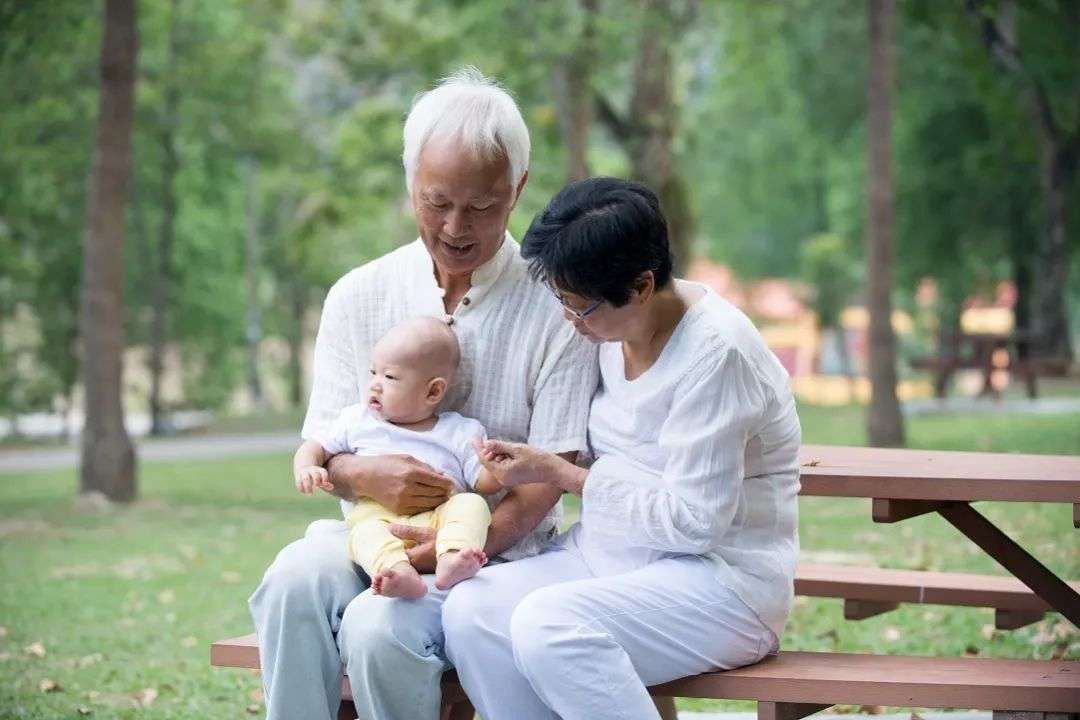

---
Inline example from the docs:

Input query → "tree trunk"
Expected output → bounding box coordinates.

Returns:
[865,0,905,447]
[244,157,265,410]
[595,0,697,274]
[149,0,180,436]
[966,0,1077,364]
[79,0,137,500]
[554,0,597,183]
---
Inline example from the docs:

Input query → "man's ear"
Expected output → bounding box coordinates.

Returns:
[427,377,448,405]
[510,169,529,210]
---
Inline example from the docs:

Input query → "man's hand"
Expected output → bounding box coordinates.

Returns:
[388,524,437,573]
[324,453,454,515]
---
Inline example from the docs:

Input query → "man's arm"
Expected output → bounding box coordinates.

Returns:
[325,453,452,516]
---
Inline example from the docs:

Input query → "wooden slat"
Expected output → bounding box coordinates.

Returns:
[213,635,1080,712]
[650,652,1080,712]
[795,563,1079,612]
[798,445,1080,503]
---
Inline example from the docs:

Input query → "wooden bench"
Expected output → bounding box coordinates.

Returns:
[211,633,1080,718]
[795,562,1080,629]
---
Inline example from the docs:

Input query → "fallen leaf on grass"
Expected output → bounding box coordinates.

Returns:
[133,688,158,708]
[76,707,92,716]
[883,626,901,642]
[180,636,197,648]
[221,571,242,584]
[157,590,175,604]
[247,704,261,714]
[39,678,61,693]
[78,653,104,668]
[24,641,46,658]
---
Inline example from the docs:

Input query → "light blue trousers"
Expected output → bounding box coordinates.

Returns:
[248,519,452,720]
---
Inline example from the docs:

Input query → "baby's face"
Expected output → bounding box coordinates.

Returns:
[366,339,439,424]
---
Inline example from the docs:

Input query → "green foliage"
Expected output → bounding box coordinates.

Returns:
[801,233,859,330]
[1,0,1077,420]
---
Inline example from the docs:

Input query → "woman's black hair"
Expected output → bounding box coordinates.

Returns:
[520,177,674,307]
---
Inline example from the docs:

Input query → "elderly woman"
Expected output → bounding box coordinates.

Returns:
[442,177,802,720]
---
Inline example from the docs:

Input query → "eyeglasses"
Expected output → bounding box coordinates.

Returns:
[549,285,604,320]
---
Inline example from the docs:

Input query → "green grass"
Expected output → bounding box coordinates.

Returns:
[1,404,1078,718]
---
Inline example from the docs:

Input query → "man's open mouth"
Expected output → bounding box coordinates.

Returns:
[441,240,475,257]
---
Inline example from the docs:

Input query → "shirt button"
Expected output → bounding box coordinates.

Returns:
[462,297,471,306]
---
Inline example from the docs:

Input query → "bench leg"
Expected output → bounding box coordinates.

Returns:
[844,599,898,621]
[758,701,832,720]
[994,608,1044,631]
[654,695,678,720]
[441,698,475,720]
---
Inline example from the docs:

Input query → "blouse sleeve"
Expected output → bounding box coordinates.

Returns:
[581,344,769,554]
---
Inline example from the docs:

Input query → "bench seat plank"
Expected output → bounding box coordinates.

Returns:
[798,445,1080,503]
[795,563,1080,612]
[212,635,1080,713]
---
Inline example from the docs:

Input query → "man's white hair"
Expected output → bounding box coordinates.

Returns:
[403,67,530,193]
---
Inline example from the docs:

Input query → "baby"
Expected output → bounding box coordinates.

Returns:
[292,316,501,599]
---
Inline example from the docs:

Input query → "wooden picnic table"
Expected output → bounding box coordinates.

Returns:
[797,444,1080,628]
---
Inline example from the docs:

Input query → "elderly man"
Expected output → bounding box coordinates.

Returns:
[248,69,598,720]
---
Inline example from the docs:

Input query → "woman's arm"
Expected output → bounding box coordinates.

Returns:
[581,347,768,554]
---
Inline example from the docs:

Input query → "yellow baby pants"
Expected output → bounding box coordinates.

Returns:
[346,493,491,576]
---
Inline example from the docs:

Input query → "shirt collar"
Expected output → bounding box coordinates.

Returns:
[415,231,518,307]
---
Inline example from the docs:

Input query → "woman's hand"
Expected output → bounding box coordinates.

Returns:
[472,439,587,495]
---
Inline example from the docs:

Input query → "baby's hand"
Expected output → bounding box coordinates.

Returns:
[295,466,331,495]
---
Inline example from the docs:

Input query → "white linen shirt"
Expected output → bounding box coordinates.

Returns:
[578,286,802,638]
[313,405,487,494]
[302,234,599,560]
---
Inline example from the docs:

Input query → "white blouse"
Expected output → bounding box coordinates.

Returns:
[303,234,599,560]
[579,285,801,638]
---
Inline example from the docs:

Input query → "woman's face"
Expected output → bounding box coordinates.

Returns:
[553,289,634,344]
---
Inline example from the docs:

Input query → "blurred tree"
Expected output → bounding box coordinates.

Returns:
[965,0,1079,365]
[80,0,138,500]
[866,0,905,446]
[802,234,859,378]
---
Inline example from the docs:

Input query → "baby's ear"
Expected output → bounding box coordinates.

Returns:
[427,377,448,404]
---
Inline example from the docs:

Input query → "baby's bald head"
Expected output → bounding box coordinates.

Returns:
[375,316,461,380]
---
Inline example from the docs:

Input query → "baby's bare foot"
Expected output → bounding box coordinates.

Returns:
[435,548,488,590]
[372,562,427,599]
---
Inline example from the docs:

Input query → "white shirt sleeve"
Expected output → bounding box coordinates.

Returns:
[527,322,599,454]
[581,345,769,554]
[301,278,361,441]
[459,419,488,490]
[311,405,362,457]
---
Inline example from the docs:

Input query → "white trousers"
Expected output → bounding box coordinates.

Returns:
[442,533,778,720]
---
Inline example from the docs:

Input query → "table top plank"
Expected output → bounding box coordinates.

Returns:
[798,445,1080,503]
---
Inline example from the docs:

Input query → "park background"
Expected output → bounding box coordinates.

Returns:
[0,0,1078,717]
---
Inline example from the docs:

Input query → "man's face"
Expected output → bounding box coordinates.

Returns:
[411,137,525,278]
